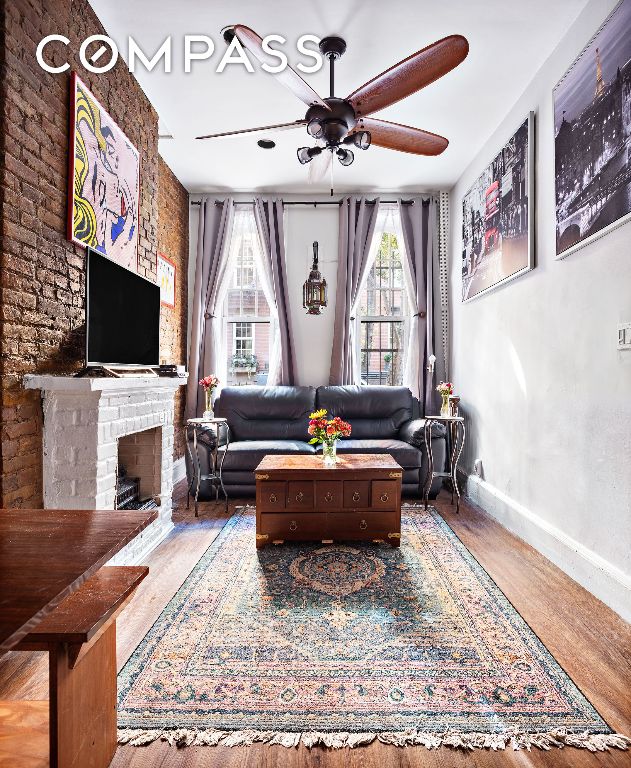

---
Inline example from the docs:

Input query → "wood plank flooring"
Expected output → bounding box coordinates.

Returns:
[1,482,630,768]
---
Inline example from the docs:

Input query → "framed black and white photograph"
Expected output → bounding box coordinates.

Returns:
[461,113,535,302]
[554,0,631,258]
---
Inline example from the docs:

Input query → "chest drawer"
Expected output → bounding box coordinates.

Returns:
[327,510,399,538]
[343,480,371,509]
[371,480,399,510]
[259,512,323,541]
[315,481,343,509]
[286,481,314,510]
[258,482,286,512]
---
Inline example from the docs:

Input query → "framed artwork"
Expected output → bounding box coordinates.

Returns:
[461,112,535,302]
[554,0,631,259]
[157,253,176,308]
[68,72,140,272]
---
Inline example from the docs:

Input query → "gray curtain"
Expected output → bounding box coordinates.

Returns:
[253,197,295,385]
[186,197,234,419]
[398,196,444,415]
[329,196,380,385]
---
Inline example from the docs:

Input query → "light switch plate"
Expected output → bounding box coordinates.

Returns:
[618,323,631,350]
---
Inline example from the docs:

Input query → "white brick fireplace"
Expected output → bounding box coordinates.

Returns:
[24,375,187,564]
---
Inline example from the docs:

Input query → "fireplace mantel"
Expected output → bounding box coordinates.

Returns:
[24,374,187,564]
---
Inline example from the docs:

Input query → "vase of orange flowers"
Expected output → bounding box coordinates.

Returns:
[436,381,454,417]
[199,374,219,419]
[307,409,352,466]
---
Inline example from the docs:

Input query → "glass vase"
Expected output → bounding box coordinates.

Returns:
[322,440,337,466]
[440,393,450,417]
[203,388,214,420]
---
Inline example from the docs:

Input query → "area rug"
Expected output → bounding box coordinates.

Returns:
[117,506,629,751]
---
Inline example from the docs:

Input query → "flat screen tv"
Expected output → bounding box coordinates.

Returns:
[86,249,160,367]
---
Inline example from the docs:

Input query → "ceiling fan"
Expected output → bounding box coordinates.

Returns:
[196,26,469,171]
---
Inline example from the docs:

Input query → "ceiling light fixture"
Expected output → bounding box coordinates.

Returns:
[297,146,323,164]
[336,147,354,166]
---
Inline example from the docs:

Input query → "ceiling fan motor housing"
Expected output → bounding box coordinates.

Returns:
[305,98,357,145]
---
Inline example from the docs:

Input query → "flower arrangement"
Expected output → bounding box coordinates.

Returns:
[199,375,219,418]
[307,409,352,465]
[436,381,454,396]
[199,375,220,392]
[436,381,454,416]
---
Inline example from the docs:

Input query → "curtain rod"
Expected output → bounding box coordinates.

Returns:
[190,199,420,206]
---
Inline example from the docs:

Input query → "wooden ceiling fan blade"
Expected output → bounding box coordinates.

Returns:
[355,118,449,155]
[196,120,306,140]
[347,35,469,117]
[228,25,330,110]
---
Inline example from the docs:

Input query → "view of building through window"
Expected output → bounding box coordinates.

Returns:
[223,212,271,385]
[358,222,409,386]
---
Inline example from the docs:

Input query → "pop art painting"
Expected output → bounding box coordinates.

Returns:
[68,73,140,271]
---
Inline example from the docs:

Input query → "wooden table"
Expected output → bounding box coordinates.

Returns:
[0,508,156,654]
[255,454,402,548]
[0,508,156,768]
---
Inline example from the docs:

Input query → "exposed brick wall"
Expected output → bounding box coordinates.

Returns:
[0,0,188,506]
[158,157,189,461]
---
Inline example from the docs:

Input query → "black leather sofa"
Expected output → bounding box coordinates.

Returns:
[185,385,446,499]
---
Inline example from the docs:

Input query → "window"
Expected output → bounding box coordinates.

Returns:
[358,210,410,386]
[223,211,271,386]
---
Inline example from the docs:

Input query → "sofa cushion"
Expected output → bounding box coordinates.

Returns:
[219,440,316,472]
[323,438,422,469]
[316,386,413,438]
[214,386,316,441]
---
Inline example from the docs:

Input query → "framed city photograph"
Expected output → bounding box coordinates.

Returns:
[554,0,631,259]
[68,72,141,272]
[157,253,176,308]
[461,112,535,302]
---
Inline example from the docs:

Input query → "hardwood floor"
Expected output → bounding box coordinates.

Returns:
[1,482,630,767]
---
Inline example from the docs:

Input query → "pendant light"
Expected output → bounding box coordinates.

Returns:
[302,241,328,315]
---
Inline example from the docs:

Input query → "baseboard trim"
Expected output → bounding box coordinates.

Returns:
[173,455,186,485]
[463,473,631,624]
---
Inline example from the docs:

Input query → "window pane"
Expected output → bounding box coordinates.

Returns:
[358,214,410,387]
[223,211,272,386]
[360,320,404,386]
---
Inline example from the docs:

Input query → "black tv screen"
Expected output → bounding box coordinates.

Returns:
[86,249,160,366]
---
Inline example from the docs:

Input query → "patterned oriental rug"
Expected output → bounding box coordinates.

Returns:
[117,506,629,752]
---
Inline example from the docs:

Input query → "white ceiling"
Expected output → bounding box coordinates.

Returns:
[88,0,589,193]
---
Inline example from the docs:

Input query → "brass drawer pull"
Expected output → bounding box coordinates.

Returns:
[269,493,277,503]
[352,491,361,503]
[295,491,304,502]
[380,493,389,503]
[324,491,333,502]
[359,519,367,530]
[289,520,298,531]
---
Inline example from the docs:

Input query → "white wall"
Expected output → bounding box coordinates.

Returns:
[284,205,339,385]
[449,0,631,621]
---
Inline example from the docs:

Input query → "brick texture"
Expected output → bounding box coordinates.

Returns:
[158,157,189,461]
[0,0,189,507]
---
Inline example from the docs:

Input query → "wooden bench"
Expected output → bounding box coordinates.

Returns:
[3,565,148,768]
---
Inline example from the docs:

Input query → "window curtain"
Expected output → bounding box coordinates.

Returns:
[253,197,295,385]
[398,196,445,414]
[329,196,380,385]
[186,196,234,419]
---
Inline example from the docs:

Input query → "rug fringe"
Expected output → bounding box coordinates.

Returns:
[117,727,631,751]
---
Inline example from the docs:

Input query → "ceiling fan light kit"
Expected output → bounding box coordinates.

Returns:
[197,25,469,173]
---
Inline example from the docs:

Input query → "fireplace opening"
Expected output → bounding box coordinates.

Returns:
[116,427,162,510]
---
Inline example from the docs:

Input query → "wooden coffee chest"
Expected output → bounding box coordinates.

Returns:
[254,454,402,548]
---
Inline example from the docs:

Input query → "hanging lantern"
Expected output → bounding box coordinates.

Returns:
[302,241,328,315]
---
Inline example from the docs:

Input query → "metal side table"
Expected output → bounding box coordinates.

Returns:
[423,415,465,512]
[186,417,230,516]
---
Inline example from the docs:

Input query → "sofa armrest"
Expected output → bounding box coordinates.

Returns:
[398,418,446,449]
